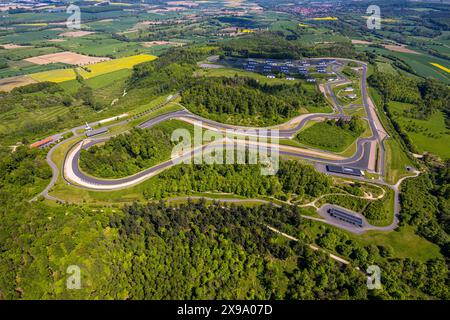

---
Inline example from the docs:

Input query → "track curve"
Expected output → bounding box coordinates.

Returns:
[61,59,385,191]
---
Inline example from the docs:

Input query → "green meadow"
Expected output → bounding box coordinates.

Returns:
[389,101,450,159]
[295,121,360,153]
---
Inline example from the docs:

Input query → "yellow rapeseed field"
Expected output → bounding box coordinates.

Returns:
[28,54,157,83]
[430,63,450,74]
[16,23,49,27]
[76,54,157,79]
[30,69,77,83]
[312,17,338,21]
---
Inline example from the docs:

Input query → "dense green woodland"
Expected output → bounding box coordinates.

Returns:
[1,196,448,299]
[129,47,210,93]
[142,160,331,201]
[221,32,365,60]
[181,76,327,126]
[0,146,51,208]
[400,161,450,257]
[80,127,175,178]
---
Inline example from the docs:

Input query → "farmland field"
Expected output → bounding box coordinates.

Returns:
[26,54,156,83]
[0,46,62,61]
[77,54,156,79]
[52,35,150,58]
[30,68,77,83]
[357,46,450,83]
[24,51,110,66]
[0,62,68,80]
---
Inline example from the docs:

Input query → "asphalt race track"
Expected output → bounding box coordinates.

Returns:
[62,58,385,191]
[36,58,407,233]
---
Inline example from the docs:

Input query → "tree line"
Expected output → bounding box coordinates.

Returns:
[142,160,332,201]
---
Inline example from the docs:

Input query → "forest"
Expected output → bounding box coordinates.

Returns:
[400,164,450,257]
[80,127,175,178]
[0,145,51,209]
[128,46,213,93]
[181,76,327,125]
[1,197,447,300]
[220,32,365,61]
[142,160,332,201]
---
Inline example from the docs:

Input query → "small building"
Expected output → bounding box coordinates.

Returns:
[346,94,357,99]
[267,74,276,79]
[30,137,54,149]
[326,165,363,177]
[344,87,354,92]
[86,127,108,138]
[328,208,363,227]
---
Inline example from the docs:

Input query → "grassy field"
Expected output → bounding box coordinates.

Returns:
[384,138,416,184]
[303,219,442,262]
[376,61,398,75]
[84,69,131,90]
[295,121,360,153]
[389,102,450,159]
[354,225,442,262]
